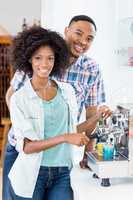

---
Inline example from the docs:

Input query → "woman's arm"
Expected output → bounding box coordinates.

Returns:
[23,132,90,154]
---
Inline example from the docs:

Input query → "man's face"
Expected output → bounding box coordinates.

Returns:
[64,20,96,60]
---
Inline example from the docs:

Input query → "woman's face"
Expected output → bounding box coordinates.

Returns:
[31,45,55,78]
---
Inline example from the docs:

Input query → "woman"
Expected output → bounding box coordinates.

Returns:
[8,26,89,199]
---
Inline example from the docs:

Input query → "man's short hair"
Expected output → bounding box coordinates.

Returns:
[69,15,97,31]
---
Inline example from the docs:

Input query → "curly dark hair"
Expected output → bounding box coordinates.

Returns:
[11,26,69,76]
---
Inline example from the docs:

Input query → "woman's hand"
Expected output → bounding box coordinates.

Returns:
[64,132,90,147]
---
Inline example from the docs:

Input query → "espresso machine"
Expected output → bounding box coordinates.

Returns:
[87,103,133,186]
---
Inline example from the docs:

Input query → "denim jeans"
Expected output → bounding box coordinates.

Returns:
[9,166,73,200]
[2,143,18,200]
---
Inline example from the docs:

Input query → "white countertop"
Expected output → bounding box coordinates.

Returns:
[71,146,133,200]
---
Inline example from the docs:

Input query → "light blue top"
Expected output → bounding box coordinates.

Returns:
[41,88,71,167]
[9,79,78,198]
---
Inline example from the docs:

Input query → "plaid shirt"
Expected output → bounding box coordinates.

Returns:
[56,55,106,121]
[11,55,105,122]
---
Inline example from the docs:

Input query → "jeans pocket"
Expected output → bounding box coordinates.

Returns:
[59,167,69,174]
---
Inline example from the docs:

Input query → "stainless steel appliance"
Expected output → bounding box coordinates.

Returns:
[87,103,133,186]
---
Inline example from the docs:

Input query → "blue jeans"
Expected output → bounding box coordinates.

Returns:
[9,166,73,200]
[2,143,18,200]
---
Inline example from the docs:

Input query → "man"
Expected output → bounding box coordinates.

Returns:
[3,15,111,199]
[58,15,111,168]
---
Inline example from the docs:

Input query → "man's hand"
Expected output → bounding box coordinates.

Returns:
[77,105,112,135]
[98,105,112,119]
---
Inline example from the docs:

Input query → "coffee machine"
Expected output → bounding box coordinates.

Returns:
[87,103,133,186]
